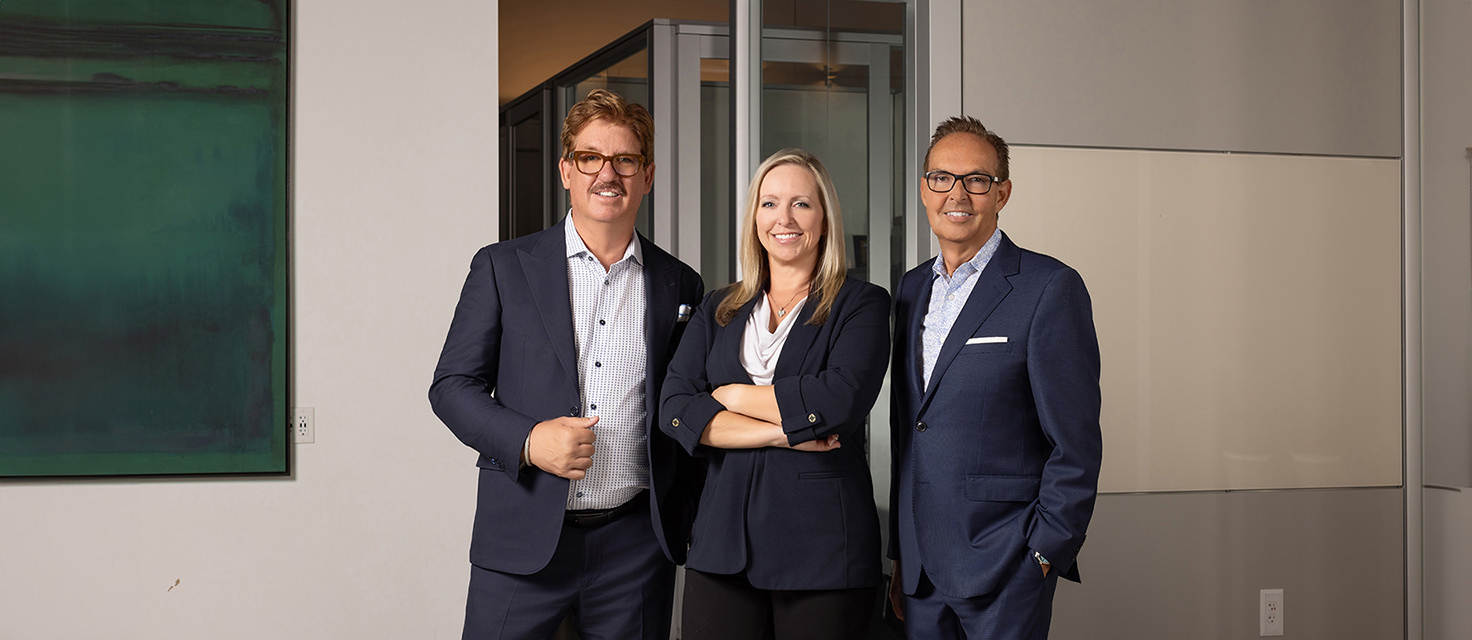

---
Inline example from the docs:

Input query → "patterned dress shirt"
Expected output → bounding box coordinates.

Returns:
[563,217,649,510]
[922,228,1003,391]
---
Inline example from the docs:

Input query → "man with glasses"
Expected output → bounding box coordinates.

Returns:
[887,116,1102,639]
[431,89,704,639]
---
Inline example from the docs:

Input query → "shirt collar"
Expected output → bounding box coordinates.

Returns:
[564,211,643,266]
[933,228,1002,280]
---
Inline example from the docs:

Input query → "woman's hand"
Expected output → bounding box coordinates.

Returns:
[787,433,841,452]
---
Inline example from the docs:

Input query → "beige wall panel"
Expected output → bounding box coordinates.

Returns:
[1001,147,1401,493]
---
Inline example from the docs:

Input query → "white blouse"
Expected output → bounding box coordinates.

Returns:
[740,292,807,385]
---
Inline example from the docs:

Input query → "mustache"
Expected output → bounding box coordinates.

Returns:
[591,181,626,196]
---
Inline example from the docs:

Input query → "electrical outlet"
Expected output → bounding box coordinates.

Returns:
[1260,588,1283,636]
[292,407,314,444]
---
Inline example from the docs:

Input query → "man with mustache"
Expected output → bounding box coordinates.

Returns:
[888,116,1102,639]
[431,89,704,640]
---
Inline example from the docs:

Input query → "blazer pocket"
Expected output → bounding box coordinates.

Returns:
[963,474,1041,502]
[799,470,857,480]
[959,339,1013,354]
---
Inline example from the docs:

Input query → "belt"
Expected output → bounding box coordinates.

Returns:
[564,491,646,529]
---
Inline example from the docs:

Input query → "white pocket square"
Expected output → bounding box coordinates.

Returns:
[965,336,1008,345]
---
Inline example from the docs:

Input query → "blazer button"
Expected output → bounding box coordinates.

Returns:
[807,413,818,423]
[916,421,928,432]
[671,418,680,427]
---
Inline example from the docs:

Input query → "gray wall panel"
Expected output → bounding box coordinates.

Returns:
[1421,0,1472,489]
[961,0,1401,157]
[1051,489,1404,639]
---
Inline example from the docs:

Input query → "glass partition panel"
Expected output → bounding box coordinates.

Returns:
[700,59,735,288]
[758,5,904,288]
[561,47,652,237]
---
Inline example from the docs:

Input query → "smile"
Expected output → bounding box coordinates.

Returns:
[942,210,974,219]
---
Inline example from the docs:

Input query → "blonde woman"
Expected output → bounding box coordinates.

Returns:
[660,149,890,639]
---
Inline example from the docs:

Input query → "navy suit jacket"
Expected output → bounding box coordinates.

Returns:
[660,278,890,590]
[889,232,1101,598]
[429,217,704,574]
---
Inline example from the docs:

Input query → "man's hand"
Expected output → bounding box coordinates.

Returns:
[888,559,905,620]
[526,416,597,479]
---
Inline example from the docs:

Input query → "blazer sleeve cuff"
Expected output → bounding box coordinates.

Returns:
[773,377,824,446]
[661,394,725,456]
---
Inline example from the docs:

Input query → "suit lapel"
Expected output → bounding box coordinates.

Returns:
[520,219,578,384]
[902,266,932,410]
[775,287,822,379]
[919,235,1021,413]
[641,235,678,414]
[718,296,759,384]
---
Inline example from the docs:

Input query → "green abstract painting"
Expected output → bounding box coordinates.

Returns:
[0,0,289,476]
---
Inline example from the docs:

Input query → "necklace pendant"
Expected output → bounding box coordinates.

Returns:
[777,308,787,317]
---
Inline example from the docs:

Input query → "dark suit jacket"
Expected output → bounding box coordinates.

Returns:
[429,217,704,574]
[660,278,890,590]
[889,232,1102,599]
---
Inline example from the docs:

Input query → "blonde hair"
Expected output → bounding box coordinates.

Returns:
[716,149,847,327]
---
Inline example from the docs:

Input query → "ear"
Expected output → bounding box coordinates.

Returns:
[637,162,656,195]
[994,179,1012,211]
[558,157,574,190]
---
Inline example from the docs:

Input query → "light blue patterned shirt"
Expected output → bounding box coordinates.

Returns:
[922,229,1003,391]
[563,217,648,510]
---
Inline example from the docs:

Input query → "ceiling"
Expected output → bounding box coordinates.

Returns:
[498,0,905,106]
[498,0,728,106]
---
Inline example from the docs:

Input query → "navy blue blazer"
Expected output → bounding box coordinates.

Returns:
[889,232,1101,599]
[429,217,704,574]
[660,278,890,590]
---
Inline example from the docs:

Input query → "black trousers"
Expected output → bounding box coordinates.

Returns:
[681,568,876,640]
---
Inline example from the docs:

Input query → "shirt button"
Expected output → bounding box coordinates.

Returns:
[916,421,928,432]
[599,319,606,325]
[948,294,955,300]
[594,361,601,367]
[590,403,598,411]
[604,279,610,286]
[577,491,585,498]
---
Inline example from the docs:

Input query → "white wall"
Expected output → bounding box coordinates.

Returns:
[0,1,498,637]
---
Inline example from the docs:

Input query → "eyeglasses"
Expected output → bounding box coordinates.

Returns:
[925,170,1003,195]
[568,150,646,177]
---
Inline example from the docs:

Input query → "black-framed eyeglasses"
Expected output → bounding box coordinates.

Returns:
[568,150,646,177]
[925,170,1003,195]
